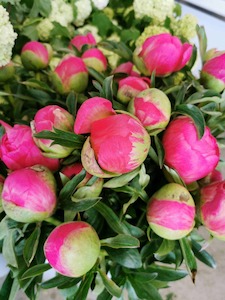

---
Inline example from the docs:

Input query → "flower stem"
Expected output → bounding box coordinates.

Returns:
[45,217,62,226]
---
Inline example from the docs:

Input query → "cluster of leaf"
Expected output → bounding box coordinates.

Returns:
[0,1,225,300]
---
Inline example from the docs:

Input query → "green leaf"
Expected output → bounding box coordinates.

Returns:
[174,104,205,138]
[88,67,105,83]
[0,216,10,240]
[74,272,94,300]
[37,0,52,17]
[102,75,114,101]
[127,271,157,283]
[34,128,85,148]
[21,263,51,280]
[41,275,81,289]
[23,226,41,266]
[107,248,142,269]
[92,12,114,37]
[97,289,113,300]
[196,25,207,62]
[50,22,71,39]
[146,264,188,281]
[94,202,130,234]
[103,168,140,188]
[0,272,13,299]
[66,92,77,117]
[128,277,162,300]
[101,234,140,249]
[21,79,55,93]
[8,278,20,300]
[64,197,101,212]
[99,40,133,61]
[155,239,175,257]
[154,136,165,169]
[191,239,217,269]
[179,237,197,282]
[120,28,140,44]
[58,169,86,202]
[98,269,122,298]
[2,229,18,268]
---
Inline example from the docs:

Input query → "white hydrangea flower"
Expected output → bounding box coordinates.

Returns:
[73,0,92,27]
[91,0,109,10]
[49,0,73,27]
[0,5,17,67]
[133,0,175,24]
[171,14,198,40]
[77,24,101,42]
[37,18,54,41]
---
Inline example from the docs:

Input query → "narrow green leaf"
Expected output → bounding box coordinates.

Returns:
[0,272,13,299]
[174,103,205,138]
[179,237,197,282]
[94,202,129,234]
[196,25,207,62]
[23,226,41,266]
[128,277,162,300]
[102,75,114,101]
[107,248,142,269]
[127,271,157,283]
[66,92,77,117]
[58,169,86,202]
[155,239,175,257]
[146,264,188,281]
[21,79,55,93]
[191,239,217,269]
[0,216,10,240]
[101,234,140,249]
[103,168,140,188]
[21,263,51,280]
[154,136,165,169]
[74,272,94,300]
[98,270,122,298]
[64,197,101,212]
[41,275,80,289]
[88,67,105,83]
[2,229,18,268]
[97,288,113,300]
[8,278,20,300]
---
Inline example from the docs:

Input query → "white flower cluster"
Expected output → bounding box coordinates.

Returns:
[37,18,54,41]
[171,14,198,40]
[0,5,17,67]
[73,0,92,27]
[133,0,174,24]
[49,0,73,27]
[91,0,109,10]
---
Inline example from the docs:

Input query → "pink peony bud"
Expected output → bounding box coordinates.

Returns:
[147,183,195,240]
[44,221,100,277]
[81,48,108,72]
[2,165,57,223]
[112,61,140,77]
[200,53,225,93]
[21,41,51,70]
[0,121,59,171]
[51,55,89,94]
[69,33,96,52]
[133,33,193,76]
[162,116,220,184]
[200,181,225,240]
[31,105,75,158]
[128,88,171,134]
[117,76,150,104]
[0,62,15,82]
[74,97,116,134]
[82,113,150,177]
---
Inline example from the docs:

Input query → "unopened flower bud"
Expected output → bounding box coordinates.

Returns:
[81,48,108,72]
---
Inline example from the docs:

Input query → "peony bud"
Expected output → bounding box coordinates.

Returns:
[162,116,220,184]
[200,181,225,240]
[147,183,195,240]
[31,105,75,158]
[81,113,150,177]
[2,165,57,223]
[112,61,140,77]
[133,33,193,76]
[200,52,225,93]
[0,62,15,82]
[69,33,96,52]
[81,48,108,72]
[44,221,100,277]
[0,121,59,171]
[21,41,51,70]
[117,76,150,104]
[74,97,116,134]
[128,88,171,134]
[51,55,88,94]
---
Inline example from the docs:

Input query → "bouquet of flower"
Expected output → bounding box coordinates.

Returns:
[0,0,225,299]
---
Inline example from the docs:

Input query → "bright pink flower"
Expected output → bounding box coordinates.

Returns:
[162,116,220,184]
[117,76,150,104]
[201,53,225,93]
[112,62,140,77]
[74,97,116,134]
[51,55,88,94]
[2,165,57,223]
[31,105,74,158]
[147,183,195,240]
[200,181,225,240]
[81,48,108,72]
[128,88,171,134]
[133,33,193,76]
[0,121,59,171]
[84,114,150,176]
[69,33,96,52]
[61,162,84,179]
[44,221,100,277]
[21,41,51,70]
